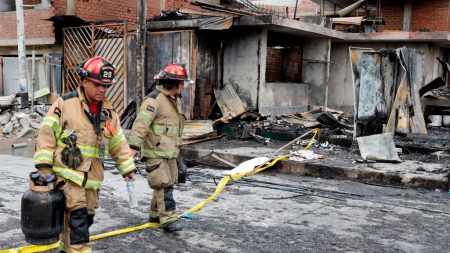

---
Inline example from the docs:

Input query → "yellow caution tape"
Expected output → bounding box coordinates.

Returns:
[1,129,319,253]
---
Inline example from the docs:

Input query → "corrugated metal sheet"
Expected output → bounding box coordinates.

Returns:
[214,83,246,118]
[337,0,367,17]
[199,16,233,30]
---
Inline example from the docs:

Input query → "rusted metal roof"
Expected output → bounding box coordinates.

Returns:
[214,84,246,118]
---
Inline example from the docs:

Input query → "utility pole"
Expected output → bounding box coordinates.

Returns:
[15,0,28,108]
[136,0,147,108]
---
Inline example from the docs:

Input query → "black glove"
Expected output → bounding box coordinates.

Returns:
[61,131,83,169]
[30,170,55,186]
[177,156,187,184]
[62,146,83,169]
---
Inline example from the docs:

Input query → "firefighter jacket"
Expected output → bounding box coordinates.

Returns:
[34,86,136,190]
[129,85,185,159]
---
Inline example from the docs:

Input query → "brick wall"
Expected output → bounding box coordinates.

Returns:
[0,7,55,41]
[53,0,67,16]
[377,0,449,32]
[72,0,138,27]
[411,0,449,31]
[299,0,319,14]
[266,47,302,83]
[379,0,403,31]
[0,0,203,42]
[50,0,201,30]
[283,0,449,32]
[266,47,283,82]
[164,0,203,14]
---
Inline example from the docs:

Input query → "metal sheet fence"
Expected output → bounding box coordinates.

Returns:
[63,22,128,115]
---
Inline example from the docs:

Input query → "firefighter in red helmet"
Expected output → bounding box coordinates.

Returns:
[34,56,137,252]
[129,63,189,232]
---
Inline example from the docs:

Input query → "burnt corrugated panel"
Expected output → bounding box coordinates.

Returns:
[337,0,368,17]
[199,16,233,30]
[182,120,214,140]
[214,84,246,118]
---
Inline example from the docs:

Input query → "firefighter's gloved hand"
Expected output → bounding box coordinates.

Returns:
[31,168,55,187]
[64,146,83,169]
[61,130,82,168]
[177,156,187,184]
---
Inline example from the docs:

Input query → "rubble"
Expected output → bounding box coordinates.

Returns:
[0,112,11,125]
[2,122,13,134]
[0,109,41,139]
[289,150,324,162]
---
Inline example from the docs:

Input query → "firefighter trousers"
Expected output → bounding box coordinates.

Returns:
[146,158,178,225]
[59,179,98,253]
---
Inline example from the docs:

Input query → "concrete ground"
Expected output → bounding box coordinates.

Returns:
[0,154,449,253]
[181,137,450,190]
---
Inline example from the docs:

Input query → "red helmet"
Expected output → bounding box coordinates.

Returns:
[77,56,116,86]
[154,63,189,81]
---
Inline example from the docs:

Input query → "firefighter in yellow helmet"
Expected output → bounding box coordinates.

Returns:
[129,63,188,232]
[34,56,137,253]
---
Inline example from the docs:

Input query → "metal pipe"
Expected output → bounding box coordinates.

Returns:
[31,50,35,112]
[12,143,28,149]
[294,0,299,19]
[337,0,368,17]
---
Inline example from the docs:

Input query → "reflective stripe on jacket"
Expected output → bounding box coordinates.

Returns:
[129,85,185,159]
[34,86,136,189]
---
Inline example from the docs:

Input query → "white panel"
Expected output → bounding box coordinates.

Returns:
[3,57,19,96]
[3,57,49,96]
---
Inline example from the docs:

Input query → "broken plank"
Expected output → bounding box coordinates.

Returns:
[182,134,223,145]
[210,152,238,167]
[398,47,427,134]
[385,73,409,134]
[421,97,450,107]
[419,77,445,97]
[380,50,397,115]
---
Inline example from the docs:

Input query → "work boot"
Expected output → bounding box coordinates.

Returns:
[162,220,182,232]
[149,210,159,223]
[149,216,160,223]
